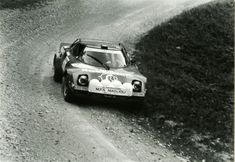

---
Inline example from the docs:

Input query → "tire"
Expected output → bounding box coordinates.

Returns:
[53,55,62,82]
[62,75,73,102]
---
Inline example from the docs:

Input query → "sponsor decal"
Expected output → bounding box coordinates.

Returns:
[95,87,126,94]
[88,73,133,96]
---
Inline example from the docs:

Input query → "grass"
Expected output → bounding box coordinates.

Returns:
[134,0,234,158]
[0,0,49,9]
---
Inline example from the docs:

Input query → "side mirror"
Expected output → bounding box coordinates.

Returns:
[130,55,136,64]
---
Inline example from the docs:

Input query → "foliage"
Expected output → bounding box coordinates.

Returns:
[0,0,49,9]
[135,1,234,142]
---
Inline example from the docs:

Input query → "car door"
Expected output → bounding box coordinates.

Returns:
[61,47,71,72]
[61,43,82,72]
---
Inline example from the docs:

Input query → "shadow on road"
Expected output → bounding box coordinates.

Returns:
[71,96,143,114]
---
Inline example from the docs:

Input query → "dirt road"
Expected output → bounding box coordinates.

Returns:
[0,0,212,161]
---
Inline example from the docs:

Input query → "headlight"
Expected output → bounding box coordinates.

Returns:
[132,80,142,92]
[77,74,89,86]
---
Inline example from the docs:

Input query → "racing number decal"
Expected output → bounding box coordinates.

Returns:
[98,74,118,82]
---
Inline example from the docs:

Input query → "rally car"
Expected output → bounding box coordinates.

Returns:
[53,38,147,104]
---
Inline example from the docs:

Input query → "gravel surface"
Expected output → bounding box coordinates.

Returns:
[0,0,212,161]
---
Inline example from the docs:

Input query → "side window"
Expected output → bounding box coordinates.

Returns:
[70,43,86,58]
[70,44,79,56]
[77,44,86,57]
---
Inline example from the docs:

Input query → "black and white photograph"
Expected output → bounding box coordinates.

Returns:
[0,0,233,161]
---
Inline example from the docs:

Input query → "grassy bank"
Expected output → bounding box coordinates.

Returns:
[0,0,49,9]
[134,0,234,160]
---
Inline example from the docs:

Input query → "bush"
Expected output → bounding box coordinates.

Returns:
[0,0,49,9]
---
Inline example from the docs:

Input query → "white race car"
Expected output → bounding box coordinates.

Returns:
[53,38,147,104]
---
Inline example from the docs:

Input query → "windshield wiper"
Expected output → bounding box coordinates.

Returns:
[87,54,110,70]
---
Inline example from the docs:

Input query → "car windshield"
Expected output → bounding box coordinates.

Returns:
[80,47,128,68]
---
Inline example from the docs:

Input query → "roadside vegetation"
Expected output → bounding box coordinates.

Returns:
[0,0,49,9]
[134,1,234,161]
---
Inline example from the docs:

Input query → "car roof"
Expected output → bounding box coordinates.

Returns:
[78,38,122,51]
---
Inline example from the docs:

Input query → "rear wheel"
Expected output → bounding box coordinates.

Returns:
[62,75,73,102]
[53,55,62,82]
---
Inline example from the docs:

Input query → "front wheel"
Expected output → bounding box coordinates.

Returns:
[53,55,62,82]
[62,76,73,102]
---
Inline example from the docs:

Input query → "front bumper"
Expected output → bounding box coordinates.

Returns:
[69,84,145,103]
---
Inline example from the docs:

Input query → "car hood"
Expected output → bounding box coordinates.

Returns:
[68,62,147,83]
